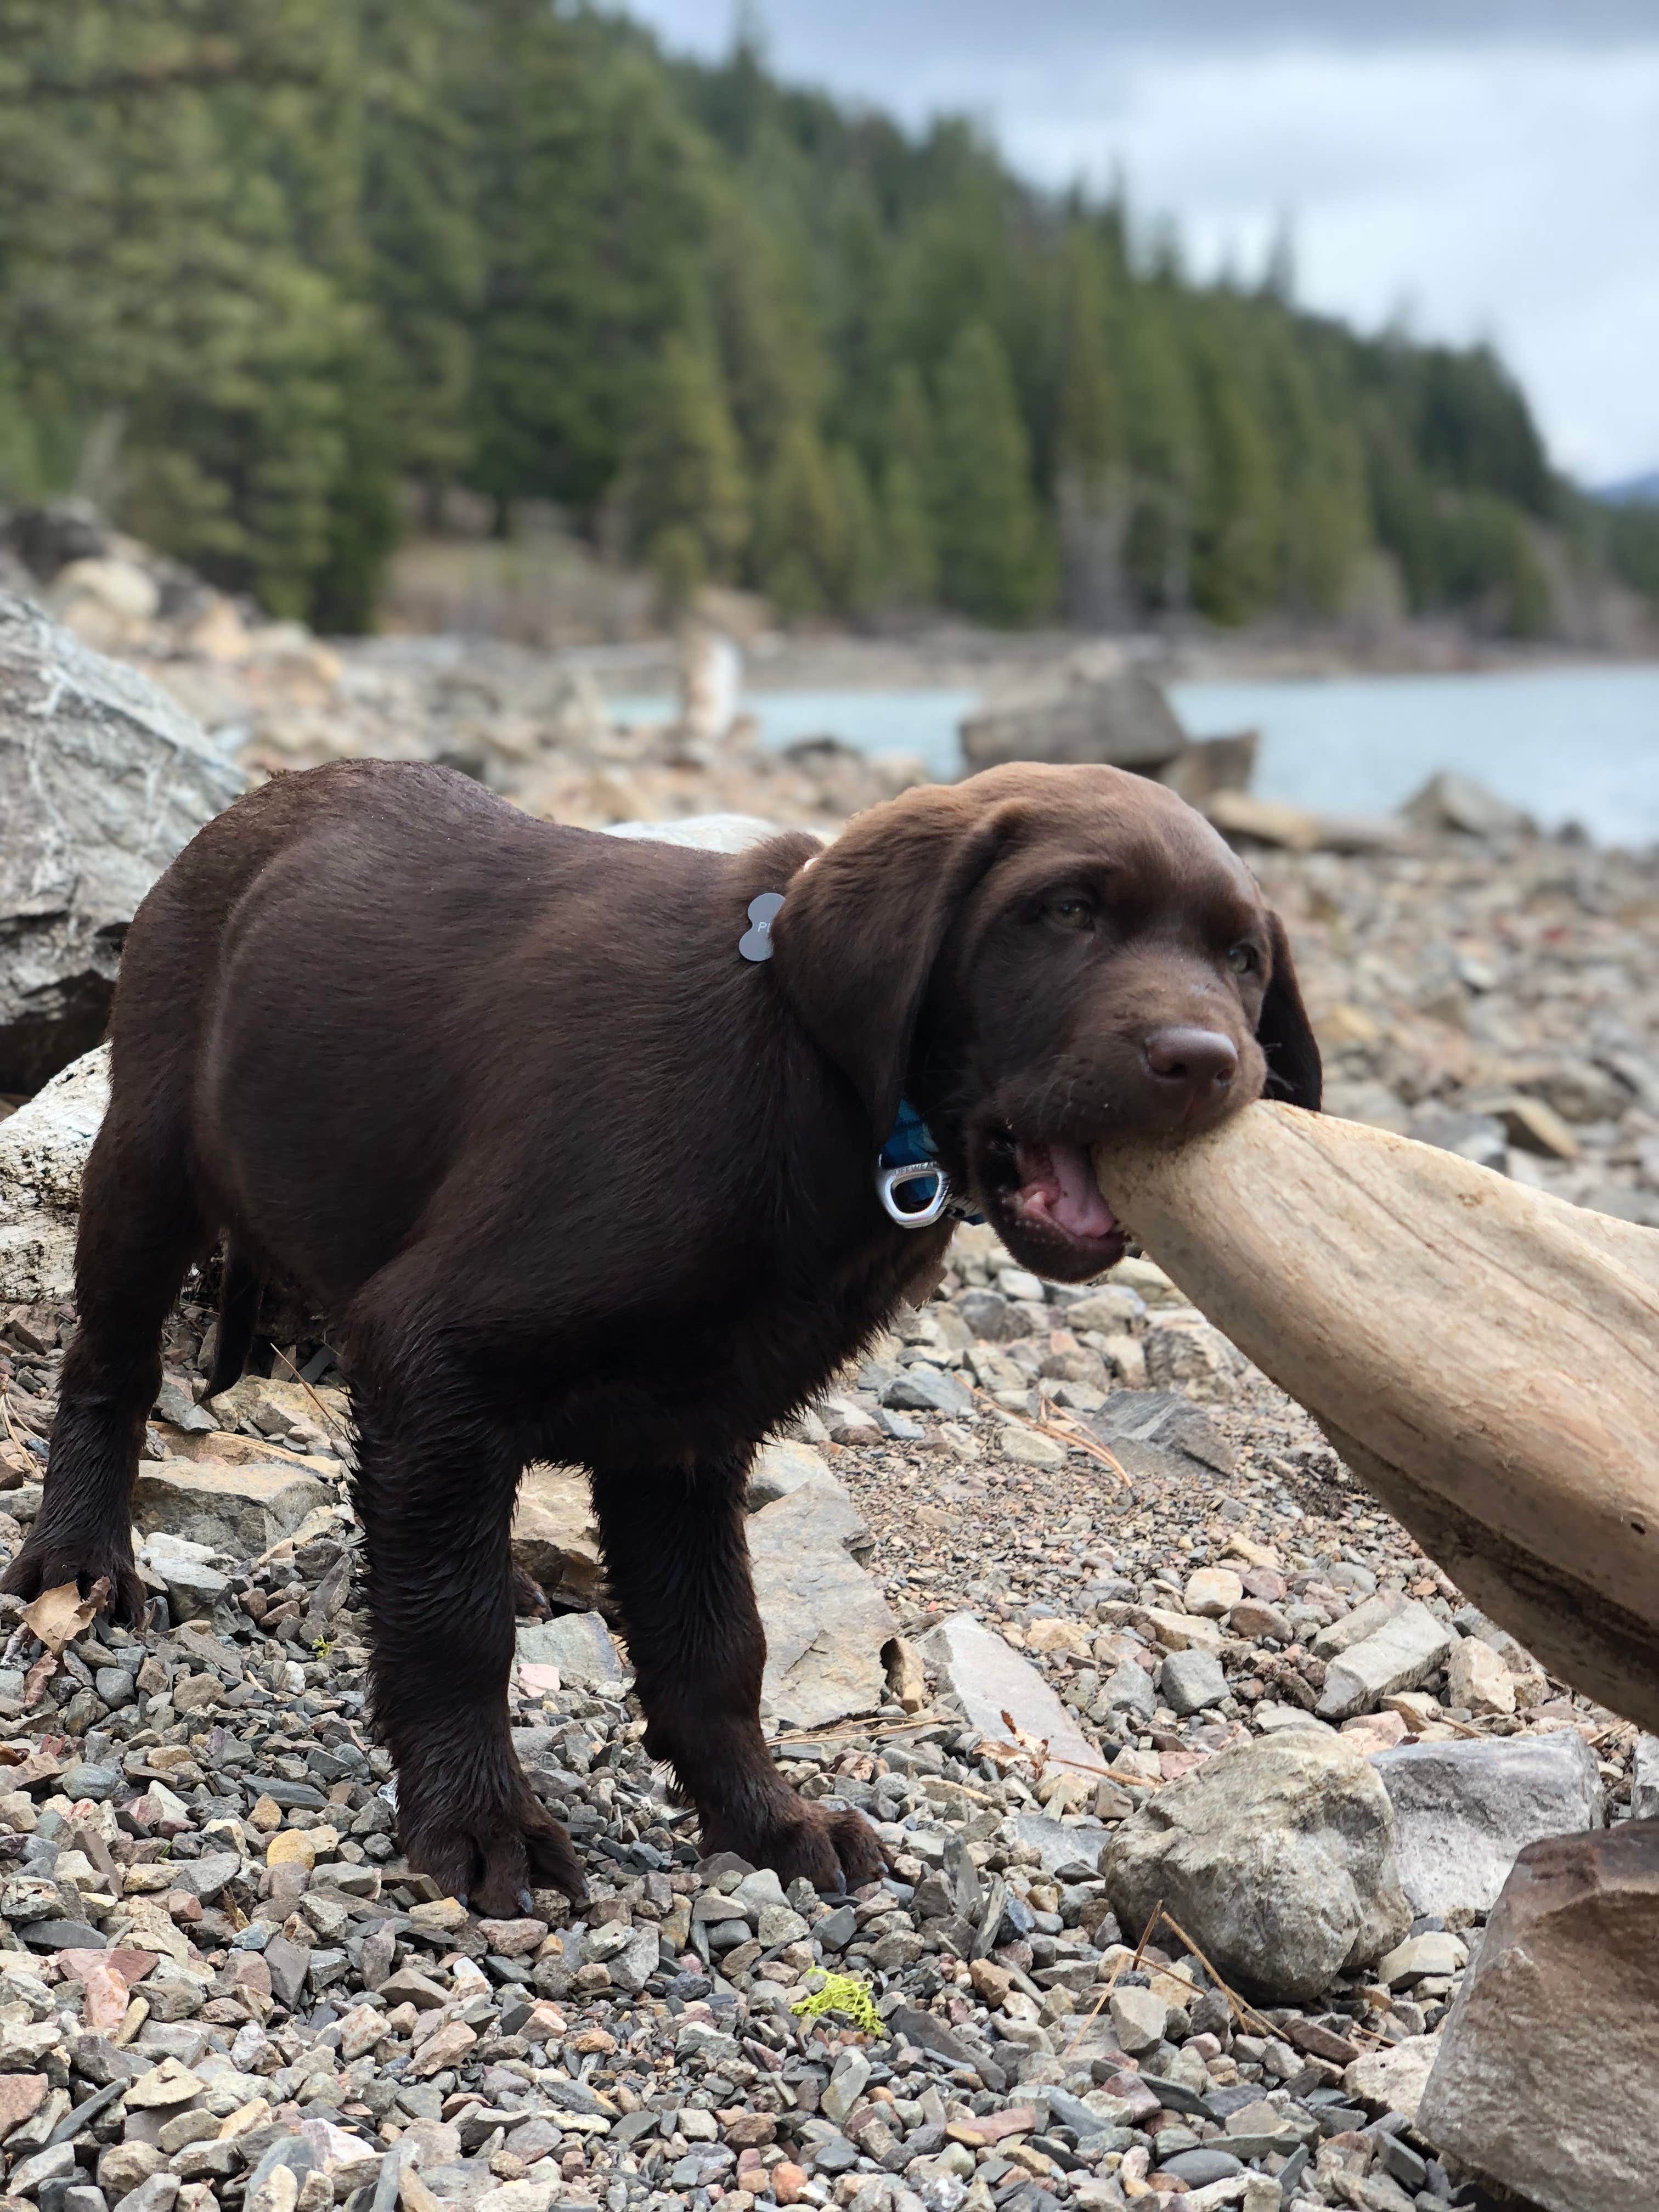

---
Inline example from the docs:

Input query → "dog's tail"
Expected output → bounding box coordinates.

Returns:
[204,1242,262,1401]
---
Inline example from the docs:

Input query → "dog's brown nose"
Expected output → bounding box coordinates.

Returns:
[1144,1026,1239,1108]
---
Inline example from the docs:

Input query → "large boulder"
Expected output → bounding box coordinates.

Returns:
[0,1044,109,1304]
[1101,1735,1411,2001]
[958,652,1187,776]
[0,591,243,1093]
[1417,1821,1659,2212]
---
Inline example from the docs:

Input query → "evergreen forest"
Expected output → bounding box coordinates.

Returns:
[3,1,1654,635]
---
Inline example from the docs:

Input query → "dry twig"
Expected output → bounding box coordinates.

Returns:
[1062,1893,1163,2059]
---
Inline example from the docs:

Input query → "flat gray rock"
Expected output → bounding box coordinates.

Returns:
[920,1611,1103,1776]
[1086,1390,1235,1477]
[745,1439,831,1510]
[881,1363,973,1419]
[1000,1812,1108,1877]
[1372,1729,1603,1918]
[514,1610,628,1689]
[748,1479,895,1729]
[960,657,1187,776]
[1159,1649,1228,1716]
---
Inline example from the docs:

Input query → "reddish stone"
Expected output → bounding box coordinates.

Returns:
[974,2106,1038,2143]
[769,2163,811,2205]
[0,2074,47,2135]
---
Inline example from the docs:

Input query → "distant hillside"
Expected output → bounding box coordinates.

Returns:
[1,2,1655,640]
[1599,471,1659,506]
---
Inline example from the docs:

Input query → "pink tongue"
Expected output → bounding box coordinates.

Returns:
[1046,1141,1120,1240]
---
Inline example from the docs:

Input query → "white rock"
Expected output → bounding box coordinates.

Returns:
[1375,1930,1468,1987]
[1444,1632,1515,1716]
[1183,1566,1243,1618]
[1107,1985,1167,2055]
[1633,1734,1659,1821]
[602,812,779,851]
[1342,2035,1442,2125]
[1316,1601,1454,1719]
[0,1045,109,1303]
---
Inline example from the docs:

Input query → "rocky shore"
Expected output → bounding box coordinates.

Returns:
[3,526,1659,2212]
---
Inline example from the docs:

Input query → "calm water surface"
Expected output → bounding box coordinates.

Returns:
[611,662,1659,847]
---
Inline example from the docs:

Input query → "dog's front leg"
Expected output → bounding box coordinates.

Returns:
[592,1451,888,1893]
[350,1369,585,1913]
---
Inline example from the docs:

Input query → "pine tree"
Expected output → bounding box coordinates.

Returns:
[354,0,482,520]
[1188,329,1282,626]
[705,193,828,477]
[752,419,842,617]
[933,321,1051,624]
[618,333,750,597]
[830,444,881,616]
[1054,226,1127,627]
[462,3,713,531]
[872,366,939,609]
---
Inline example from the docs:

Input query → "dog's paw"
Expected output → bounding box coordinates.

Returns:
[751,1802,890,1895]
[0,1533,146,1627]
[403,1791,586,1917]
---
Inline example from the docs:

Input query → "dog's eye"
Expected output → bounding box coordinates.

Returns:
[1228,943,1259,975]
[1045,898,1093,931]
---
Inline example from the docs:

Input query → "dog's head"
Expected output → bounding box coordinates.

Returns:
[771,761,1319,1279]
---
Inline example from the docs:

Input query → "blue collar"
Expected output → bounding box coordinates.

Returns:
[879,1097,940,1171]
[876,1098,983,1227]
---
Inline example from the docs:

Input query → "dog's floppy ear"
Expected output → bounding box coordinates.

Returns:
[1258,910,1322,1110]
[771,786,1014,1138]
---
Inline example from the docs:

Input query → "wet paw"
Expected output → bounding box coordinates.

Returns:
[403,1791,586,1917]
[748,1802,890,1894]
[0,1534,146,1626]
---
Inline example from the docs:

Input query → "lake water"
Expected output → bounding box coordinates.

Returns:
[610,661,1659,847]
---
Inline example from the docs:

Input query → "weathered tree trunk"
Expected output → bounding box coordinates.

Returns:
[1093,1103,1659,1733]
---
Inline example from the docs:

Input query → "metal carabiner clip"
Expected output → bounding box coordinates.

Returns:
[877,1158,952,1228]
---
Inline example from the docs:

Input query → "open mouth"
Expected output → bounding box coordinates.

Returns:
[975,1126,1128,1277]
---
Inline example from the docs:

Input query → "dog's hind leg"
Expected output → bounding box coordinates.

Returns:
[1,1091,204,1624]
[591,1450,889,1893]
[202,1242,262,1402]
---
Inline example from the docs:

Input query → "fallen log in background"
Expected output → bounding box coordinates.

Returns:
[1092,1103,1659,1735]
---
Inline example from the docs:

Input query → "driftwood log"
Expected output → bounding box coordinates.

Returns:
[1092,1103,1659,1734]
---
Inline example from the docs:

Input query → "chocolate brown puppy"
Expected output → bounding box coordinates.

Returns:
[3,758,1318,1912]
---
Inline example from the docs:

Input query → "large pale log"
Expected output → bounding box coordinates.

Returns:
[1092,1104,1659,1733]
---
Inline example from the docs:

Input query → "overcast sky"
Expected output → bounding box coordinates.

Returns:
[618,0,1659,485]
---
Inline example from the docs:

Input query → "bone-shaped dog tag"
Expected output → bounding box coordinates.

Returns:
[738,891,786,962]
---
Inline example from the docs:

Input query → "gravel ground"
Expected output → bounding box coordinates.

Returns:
[2,825,1656,2212]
